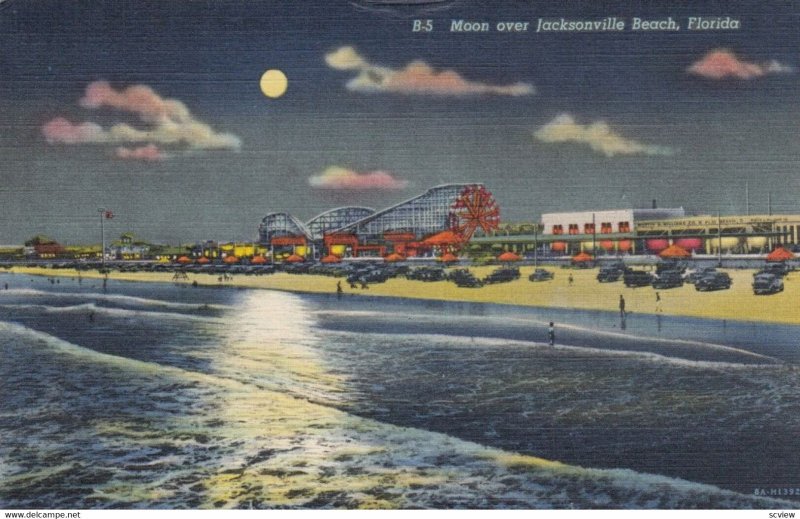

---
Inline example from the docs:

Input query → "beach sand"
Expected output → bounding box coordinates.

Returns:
[6,265,799,325]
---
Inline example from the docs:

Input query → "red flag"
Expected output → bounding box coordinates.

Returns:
[104,211,114,219]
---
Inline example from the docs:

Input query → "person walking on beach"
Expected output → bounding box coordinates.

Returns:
[548,322,555,346]
[336,280,343,299]
[655,291,662,313]
[619,294,626,318]
[568,273,574,286]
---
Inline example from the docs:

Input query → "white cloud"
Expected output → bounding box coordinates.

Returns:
[534,114,673,157]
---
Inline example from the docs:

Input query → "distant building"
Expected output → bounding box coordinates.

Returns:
[109,233,150,260]
[24,235,66,259]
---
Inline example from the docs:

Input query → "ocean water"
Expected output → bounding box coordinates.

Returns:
[1,273,798,509]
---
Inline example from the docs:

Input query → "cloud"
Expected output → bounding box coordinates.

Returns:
[114,144,165,162]
[534,114,674,157]
[325,46,369,71]
[42,81,241,155]
[309,166,408,190]
[325,46,534,96]
[80,81,191,123]
[42,117,105,144]
[687,49,794,79]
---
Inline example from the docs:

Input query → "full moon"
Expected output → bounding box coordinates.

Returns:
[260,69,288,98]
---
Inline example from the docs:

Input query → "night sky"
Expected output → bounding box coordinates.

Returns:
[1,0,799,245]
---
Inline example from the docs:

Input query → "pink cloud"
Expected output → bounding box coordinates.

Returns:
[309,166,408,190]
[385,61,533,96]
[80,80,188,122]
[326,46,534,96]
[114,144,164,161]
[41,117,105,144]
[688,49,793,79]
[41,82,241,155]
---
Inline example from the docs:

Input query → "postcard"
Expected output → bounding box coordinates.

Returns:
[1,0,798,512]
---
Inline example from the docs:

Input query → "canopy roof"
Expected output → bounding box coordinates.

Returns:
[320,254,341,264]
[285,254,305,263]
[497,251,521,262]
[223,255,239,264]
[766,247,796,262]
[659,244,691,258]
[176,255,191,264]
[571,251,594,262]
[384,252,405,262]
[422,230,464,246]
[250,255,268,264]
[196,256,211,264]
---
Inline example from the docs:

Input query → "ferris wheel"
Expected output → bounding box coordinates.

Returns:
[449,185,501,241]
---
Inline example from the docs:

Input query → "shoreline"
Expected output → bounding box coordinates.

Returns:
[4,265,799,326]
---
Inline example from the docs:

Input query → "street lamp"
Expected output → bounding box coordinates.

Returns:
[98,208,114,269]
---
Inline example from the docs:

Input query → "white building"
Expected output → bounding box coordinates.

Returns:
[541,208,685,236]
[540,207,685,254]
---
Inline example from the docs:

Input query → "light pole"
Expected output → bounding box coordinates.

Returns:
[717,210,722,268]
[98,208,113,269]
[98,208,106,269]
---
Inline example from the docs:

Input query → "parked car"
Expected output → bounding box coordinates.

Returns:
[450,269,484,288]
[756,263,789,277]
[529,268,554,282]
[623,270,653,287]
[483,267,520,284]
[752,273,784,295]
[695,272,732,291]
[406,266,447,282]
[685,267,716,284]
[652,270,684,289]
[656,261,687,275]
[597,264,625,283]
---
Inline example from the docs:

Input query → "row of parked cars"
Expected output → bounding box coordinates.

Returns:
[597,261,790,295]
[596,262,734,291]
[449,267,522,287]
[448,266,558,288]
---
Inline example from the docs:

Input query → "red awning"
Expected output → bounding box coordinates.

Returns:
[438,252,458,263]
[285,254,305,263]
[223,255,239,264]
[320,254,341,264]
[196,256,211,264]
[176,256,191,264]
[250,255,267,264]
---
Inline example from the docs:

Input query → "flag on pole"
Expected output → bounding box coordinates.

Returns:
[104,210,114,219]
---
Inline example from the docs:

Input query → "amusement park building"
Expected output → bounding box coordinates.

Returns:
[539,207,685,254]
[258,184,501,259]
[476,209,800,256]
[634,213,800,253]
